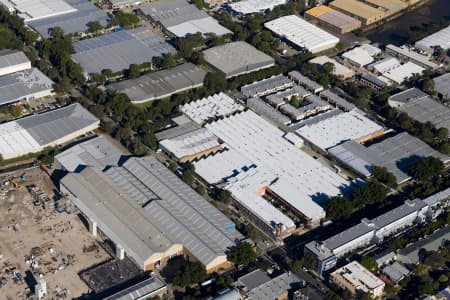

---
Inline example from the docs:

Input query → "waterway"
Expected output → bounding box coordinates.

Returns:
[367,0,450,45]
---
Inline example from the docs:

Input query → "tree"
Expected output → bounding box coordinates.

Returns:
[193,0,204,9]
[372,166,397,188]
[182,163,195,186]
[173,262,207,287]
[227,242,256,267]
[204,72,227,93]
[162,53,176,68]
[326,196,353,221]
[290,259,303,274]
[421,78,435,94]
[409,157,444,181]
[112,11,139,28]
[290,96,300,108]
[360,292,373,300]
[127,64,141,78]
[359,256,377,271]
[301,252,317,270]
[217,189,232,204]
[9,104,22,118]
[87,21,103,33]
[439,274,449,283]
[351,181,388,209]
[437,127,449,140]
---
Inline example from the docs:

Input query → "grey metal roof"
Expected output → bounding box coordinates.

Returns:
[241,74,292,97]
[371,199,427,229]
[288,71,323,92]
[382,262,410,282]
[55,135,125,172]
[423,187,450,208]
[433,73,450,99]
[288,109,343,131]
[246,97,291,126]
[0,68,54,106]
[61,156,243,268]
[72,28,175,74]
[27,0,110,38]
[103,276,166,300]
[324,222,374,251]
[140,0,209,28]
[247,272,302,300]
[212,289,242,300]
[389,88,450,133]
[238,270,270,291]
[155,117,201,141]
[16,103,99,146]
[399,226,450,265]
[0,50,30,70]
[320,90,355,111]
[109,63,206,103]
[203,42,275,78]
[330,132,450,183]
[361,74,387,88]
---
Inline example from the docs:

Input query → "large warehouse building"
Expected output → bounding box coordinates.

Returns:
[0,50,31,76]
[305,5,361,34]
[60,156,243,273]
[388,88,450,134]
[108,63,206,103]
[139,0,231,37]
[0,103,99,159]
[415,24,450,54]
[72,28,176,75]
[194,110,350,237]
[264,15,340,54]
[203,42,275,78]
[0,68,54,107]
[295,108,384,151]
[27,0,110,38]
[0,0,77,22]
[227,0,287,16]
[329,132,450,184]
[329,0,386,26]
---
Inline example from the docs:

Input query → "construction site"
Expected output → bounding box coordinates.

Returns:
[0,167,112,300]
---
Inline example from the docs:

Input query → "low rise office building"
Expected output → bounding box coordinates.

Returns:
[330,261,385,297]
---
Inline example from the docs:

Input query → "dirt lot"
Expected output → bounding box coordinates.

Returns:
[0,168,111,299]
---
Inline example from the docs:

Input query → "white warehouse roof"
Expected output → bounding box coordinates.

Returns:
[0,104,99,159]
[181,93,244,125]
[203,110,350,221]
[0,0,77,22]
[415,24,450,52]
[342,44,381,67]
[296,109,383,151]
[380,62,425,85]
[228,0,287,15]
[264,15,339,54]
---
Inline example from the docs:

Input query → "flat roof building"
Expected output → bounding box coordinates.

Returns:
[365,0,407,16]
[382,262,410,283]
[108,63,206,103]
[360,73,388,90]
[55,135,125,173]
[107,0,145,9]
[385,44,439,70]
[264,15,340,54]
[329,0,386,26]
[197,110,350,225]
[227,0,287,16]
[181,93,244,125]
[433,73,450,100]
[155,115,201,141]
[0,68,54,107]
[388,88,450,134]
[288,71,324,94]
[306,198,428,275]
[342,44,381,67]
[329,132,450,184]
[331,261,385,297]
[203,42,275,78]
[72,28,176,75]
[140,0,231,37]
[295,108,384,151]
[0,104,99,159]
[319,90,356,111]
[368,57,401,74]
[415,24,450,54]
[0,50,31,76]
[60,156,243,273]
[310,56,354,79]
[28,0,110,38]
[241,75,293,98]
[159,128,222,163]
[103,276,167,300]
[0,0,77,22]
[240,270,303,299]
[380,62,425,85]
[305,5,361,34]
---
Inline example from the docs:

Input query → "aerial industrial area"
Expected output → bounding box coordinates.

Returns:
[0,0,449,299]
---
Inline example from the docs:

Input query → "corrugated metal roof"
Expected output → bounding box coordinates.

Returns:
[0,50,30,71]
